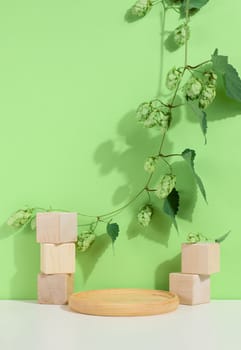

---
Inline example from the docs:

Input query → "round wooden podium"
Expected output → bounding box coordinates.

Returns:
[69,288,179,316]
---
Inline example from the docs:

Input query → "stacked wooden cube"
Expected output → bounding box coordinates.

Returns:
[36,212,77,305]
[169,243,220,305]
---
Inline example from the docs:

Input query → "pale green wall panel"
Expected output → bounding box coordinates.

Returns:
[0,0,240,299]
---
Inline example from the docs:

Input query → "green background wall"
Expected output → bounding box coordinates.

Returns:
[0,0,240,299]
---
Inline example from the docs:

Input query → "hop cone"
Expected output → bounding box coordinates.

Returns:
[131,0,152,17]
[7,207,34,228]
[199,70,217,109]
[76,231,95,252]
[185,77,203,100]
[137,205,153,227]
[136,99,171,132]
[174,23,190,47]
[155,174,176,199]
[166,67,182,90]
[144,157,156,174]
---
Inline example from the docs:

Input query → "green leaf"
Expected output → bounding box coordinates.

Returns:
[188,100,207,144]
[224,64,241,102]
[215,230,231,244]
[211,49,241,102]
[182,149,207,202]
[163,188,179,232]
[195,173,207,202]
[106,222,120,244]
[182,148,195,168]
[187,0,209,9]
[212,49,228,74]
[180,0,209,16]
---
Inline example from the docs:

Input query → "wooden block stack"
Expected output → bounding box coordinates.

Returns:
[169,243,220,305]
[36,212,77,305]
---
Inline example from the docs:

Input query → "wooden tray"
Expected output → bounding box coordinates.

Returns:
[69,288,179,316]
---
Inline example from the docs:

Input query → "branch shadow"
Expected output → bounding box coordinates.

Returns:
[155,253,181,291]
[94,110,177,247]
[94,105,200,248]
[94,110,174,204]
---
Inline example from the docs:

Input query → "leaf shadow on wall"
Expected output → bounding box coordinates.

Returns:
[94,110,172,202]
[0,223,39,299]
[126,159,198,247]
[164,32,180,53]
[126,198,173,248]
[94,108,198,248]
[186,86,241,125]
[155,253,181,291]
[94,110,177,246]
[124,9,144,23]
[0,223,16,240]
[207,87,241,121]
[76,233,111,283]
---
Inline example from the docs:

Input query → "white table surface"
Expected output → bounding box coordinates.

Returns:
[0,300,240,350]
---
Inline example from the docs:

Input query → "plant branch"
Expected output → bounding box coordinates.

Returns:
[99,186,146,218]
[187,60,211,70]
[160,153,182,157]
[184,0,190,67]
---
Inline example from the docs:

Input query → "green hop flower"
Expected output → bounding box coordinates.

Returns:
[76,231,95,252]
[137,205,153,227]
[166,67,183,90]
[186,232,208,243]
[185,77,203,100]
[199,84,216,109]
[143,110,160,128]
[144,157,156,173]
[136,100,171,131]
[7,207,34,228]
[131,0,152,17]
[174,23,190,47]
[150,99,163,111]
[203,70,217,85]
[136,102,152,122]
[186,233,201,243]
[155,174,176,199]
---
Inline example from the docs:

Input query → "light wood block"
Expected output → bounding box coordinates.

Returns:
[40,243,75,274]
[38,273,74,304]
[181,243,220,275]
[169,273,210,305]
[36,212,77,243]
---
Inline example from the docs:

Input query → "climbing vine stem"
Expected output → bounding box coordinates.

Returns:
[7,0,240,249]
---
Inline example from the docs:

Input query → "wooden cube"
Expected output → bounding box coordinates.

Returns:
[36,212,77,244]
[40,243,75,274]
[169,273,210,305]
[38,273,74,304]
[182,243,220,275]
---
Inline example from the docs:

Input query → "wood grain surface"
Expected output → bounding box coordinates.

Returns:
[69,288,179,316]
